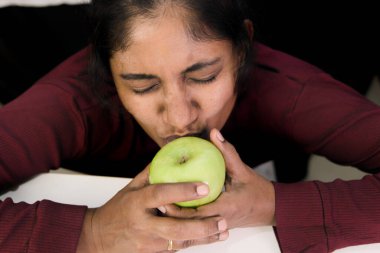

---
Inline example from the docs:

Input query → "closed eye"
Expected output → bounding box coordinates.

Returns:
[132,83,160,95]
[189,75,217,84]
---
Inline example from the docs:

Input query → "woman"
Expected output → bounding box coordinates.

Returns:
[1,0,380,252]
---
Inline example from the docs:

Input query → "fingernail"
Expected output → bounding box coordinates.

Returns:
[216,130,225,143]
[218,219,227,232]
[219,231,229,241]
[157,206,166,214]
[196,184,209,196]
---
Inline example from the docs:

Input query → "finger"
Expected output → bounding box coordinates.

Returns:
[163,204,201,218]
[152,216,228,240]
[209,128,249,178]
[127,164,150,189]
[181,230,229,248]
[164,194,226,219]
[166,230,229,251]
[142,182,210,208]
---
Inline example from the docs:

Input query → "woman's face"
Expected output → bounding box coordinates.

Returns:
[110,14,239,147]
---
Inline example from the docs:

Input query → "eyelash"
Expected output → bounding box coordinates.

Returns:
[191,75,217,84]
[132,75,217,95]
[133,83,159,95]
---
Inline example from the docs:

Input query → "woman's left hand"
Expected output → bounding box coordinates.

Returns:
[163,128,276,229]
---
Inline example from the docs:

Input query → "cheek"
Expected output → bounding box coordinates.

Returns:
[116,86,158,125]
[199,80,236,122]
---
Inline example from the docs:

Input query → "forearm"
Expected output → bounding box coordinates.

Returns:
[274,181,327,252]
[76,209,101,253]
[0,198,87,253]
[274,174,380,253]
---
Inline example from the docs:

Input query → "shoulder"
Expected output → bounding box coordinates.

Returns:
[35,47,120,112]
[241,42,376,152]
[253,42,325,81]
[239,42,354,135]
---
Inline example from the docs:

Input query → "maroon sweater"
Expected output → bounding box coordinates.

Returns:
[1,43,380,252]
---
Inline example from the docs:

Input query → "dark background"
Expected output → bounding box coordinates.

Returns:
[1,3,379,104]
[249,3,379,94]
[0,4,91,104]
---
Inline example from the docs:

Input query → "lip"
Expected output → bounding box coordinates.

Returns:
[163,132,203,145]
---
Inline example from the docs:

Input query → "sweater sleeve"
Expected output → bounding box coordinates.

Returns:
[0,83,87,187]
[0,48,112,252]
[274,174,380,253]
[0,198,87,252]
[274,73,380,252]
[288,73,380,170]
[0,80,89,252]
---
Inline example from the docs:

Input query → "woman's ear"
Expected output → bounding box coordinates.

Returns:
[244,19,254,41]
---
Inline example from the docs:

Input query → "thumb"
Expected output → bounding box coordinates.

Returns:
[209,129,248,179]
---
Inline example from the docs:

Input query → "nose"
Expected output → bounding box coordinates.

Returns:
[163,87,198,133]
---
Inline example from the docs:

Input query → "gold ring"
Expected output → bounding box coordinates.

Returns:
[167,239,173,251]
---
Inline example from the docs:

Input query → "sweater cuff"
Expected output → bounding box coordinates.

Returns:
[273,181,328,253]
[29,200,87,253]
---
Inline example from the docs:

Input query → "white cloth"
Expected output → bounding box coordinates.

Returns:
[0,0,89,7]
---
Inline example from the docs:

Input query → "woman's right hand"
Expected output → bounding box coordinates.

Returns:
[76,165,228,253]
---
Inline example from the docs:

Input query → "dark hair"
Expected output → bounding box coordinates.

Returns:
[88,0,254,104]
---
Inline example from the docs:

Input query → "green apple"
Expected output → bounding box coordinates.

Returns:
[149,136,225,207]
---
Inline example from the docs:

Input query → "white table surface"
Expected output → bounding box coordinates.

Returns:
[1,173,380,252]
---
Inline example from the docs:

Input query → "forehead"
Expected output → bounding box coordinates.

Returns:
[128,2,205,46]
[131,13,189,47]
[112,14,234,68]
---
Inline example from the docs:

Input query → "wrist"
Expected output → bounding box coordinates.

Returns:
[268,181,276,226]
[76,209,101,253]
[256,175,276,226]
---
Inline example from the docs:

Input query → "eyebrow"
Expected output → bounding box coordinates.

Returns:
[119,57,221,81]
[181,57,221,75]
[120,73,157,80]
